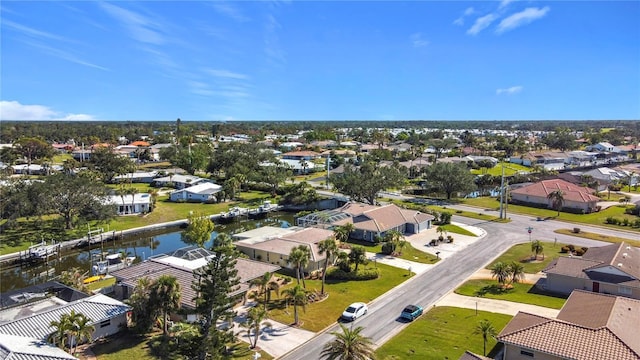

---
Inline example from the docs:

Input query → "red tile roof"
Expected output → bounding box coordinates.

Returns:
[510,179,600,203]
[130,140,151,147]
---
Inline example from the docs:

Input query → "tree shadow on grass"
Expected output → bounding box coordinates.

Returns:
[527,284,568,299]
[475,284,512,297]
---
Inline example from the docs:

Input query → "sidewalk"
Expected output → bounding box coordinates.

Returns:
[435,292,560,318]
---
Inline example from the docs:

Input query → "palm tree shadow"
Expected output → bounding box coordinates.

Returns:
[475,284,510,297]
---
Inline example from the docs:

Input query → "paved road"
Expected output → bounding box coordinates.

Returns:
[279,199,638,359]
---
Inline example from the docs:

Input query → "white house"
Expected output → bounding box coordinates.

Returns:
[107,193,152,215]
[113,171,158,183]
[153,174,210,189]
[587,142,616,152]
[169,182,222,202]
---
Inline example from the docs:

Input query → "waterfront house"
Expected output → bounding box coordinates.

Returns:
[106,193,152,215]
[169,182,222,202]
[152,174,211,189]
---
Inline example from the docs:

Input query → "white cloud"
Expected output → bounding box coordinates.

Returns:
[210,2,249,22]
[453,7,475,26]
[0,100,95,120]
[99,2,165,45]
[496,7,550,34]
[264,14,286,65]
[2,19,71,42]
[496,86,523,95]
[498,0,515,10]
[24,41,109,71]
[464,7,476,16]
[204,69,250,80]
[410,33,429,48]
[467,14,498,35]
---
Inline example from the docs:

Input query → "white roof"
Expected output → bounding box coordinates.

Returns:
[0,294,130,340]
[107,193,151,205]
[233,226,300,243]
[114,171,157,179]
[0,334,76,360]
[171,182,221,195]
[154,174,206,184]
[152,254,212,270]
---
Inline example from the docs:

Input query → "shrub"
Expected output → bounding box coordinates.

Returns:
[574,248,585,256]
[622,218,630,226]
[560,246,570,253]
[581,247,589,253]
[567,244,576,251]
[381,242,395,255]
[326,267,380,281]
[605,217,615,224]
[446,235,454,243]
[573,228,581,234]
[439,212,452,225]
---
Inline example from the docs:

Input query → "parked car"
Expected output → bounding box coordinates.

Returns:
[341,302,368,322]
[400,304,423,321]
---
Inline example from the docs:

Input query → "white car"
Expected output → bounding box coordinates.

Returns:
[341,302,368,322]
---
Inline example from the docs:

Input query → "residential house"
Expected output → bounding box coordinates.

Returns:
[234,227,334,272]
[587,142,615,152]
[582,167,635,188]
[169,182,222,202]
[113,171,158,183]
[111,246,280,322]
[0,293,130,344]
[298,203,434,242]
[281,150,321,161]
[149,143,173,161]
[567,150,599,167]
[497,290,640,360]
[509,179,600,213]
[152,174,211,189]
[107,193,152,215]
[543,242,640,299]
[510,152,567,170]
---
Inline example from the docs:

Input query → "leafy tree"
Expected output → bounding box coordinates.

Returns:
[13,137,54,168]
[126,277,156,333]
[282,285,308,326]
[542,127,579,151]
[508,261,526,285]
[48,313,72,350]
[181,212,215,248]
[249,272,280,310]
[48,310,94,354]
[192,239,241,360]
[490,262,510,288]
[241,307,272,349]
[424,162,476,200]
[474,319,497,356]
[348,245,367,272]
[223,176,240,200]
[150,275,181,337]
[318,238,338,295]
[68,311,95,355]
[260,161,291,196]
[531,240,544,260]
[333,224,353,246]
[336,251,351,272]
[289,245,311,288]
[428,138,457,163]
[547,190,565,216]
[58,267,88,293]
[330,162,405,205]
[320,323,376,360]
[89,146,135,182]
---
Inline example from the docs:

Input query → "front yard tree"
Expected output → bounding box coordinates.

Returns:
[330,162,405,205]
[150,275,181,337]
[43,172,115,229]
[531,240,545,260]
[490,262,510,288]
[89,146,135,183]
[181,212,215,248]
[289,245,311,288]
[318,237,339,295]
[547,190,565,216]
[320,323,376,360]
[126,277,156,333]
[424,162,476,200]
[282,284,308,326]
[348,245,367,272]
[250,272,280,310]
[508,261,526,285]
[14,136,54,169]
[474,319,497,357]
[192,238,241,360]
[241,307,272,349]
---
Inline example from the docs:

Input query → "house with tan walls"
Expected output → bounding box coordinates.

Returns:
[543,242,640,300]
[510,179,600,213]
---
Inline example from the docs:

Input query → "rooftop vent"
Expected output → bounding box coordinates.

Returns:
[623,253,628,258]
[618,263,623,267]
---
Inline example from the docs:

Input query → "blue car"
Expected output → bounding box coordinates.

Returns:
[400,304,423,321]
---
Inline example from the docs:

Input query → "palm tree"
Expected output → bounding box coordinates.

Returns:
[490,262,510,288]
[547,190,565,216]
[48,314,72,350]
[241,307,272,349]
[150,275,182,337]
[531,240,544,260]
[474,319,497,356]
[508,261,526,285]
[282,285,308,326]
[320,323,376,360]
[69,312,95,354]
[348,246,367,272]
[250,272,280,310]
[333,226,349,247]
[318,237,339,295]
[288,245,311,288]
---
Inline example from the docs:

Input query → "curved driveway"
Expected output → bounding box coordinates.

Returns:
[279,202,638,359]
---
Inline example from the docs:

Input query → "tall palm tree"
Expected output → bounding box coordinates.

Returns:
[150,275,182,337]
[474,319,497,356]
[282,285,308,326]
[333,226,349,247]
[531,240,544,260]
[288,246,311,288]
[490,262,510,288]
[320,323,376,360]
[69,312,95,355]
[250,272,280,310]
[241,307,272,349]
[348,246,367,272]
[547,190,565,216]
[318,237,339,295]
[48,314,72,350]
[508,261,526,285]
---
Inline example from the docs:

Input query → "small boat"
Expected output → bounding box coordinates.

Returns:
[83,275,106,284]
[92,253,135,275]
[219,207,248,223]
[27,241,58,261]
[248,200,278,219]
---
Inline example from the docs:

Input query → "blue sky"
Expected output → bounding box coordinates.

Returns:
[1,1,639,121]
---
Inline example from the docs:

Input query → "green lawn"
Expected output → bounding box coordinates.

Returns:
[376,307,512,360]
[86,276,117,291]
[462,197,639,231]
[455,280,567,309]
[90,331,273,360]
[386,198,509,223]
[554,229,640,248]
[470,162,531,176]
[345,239,440,265]
[268,263,411,332]
[486,241,567,274]
[437,224,477,237]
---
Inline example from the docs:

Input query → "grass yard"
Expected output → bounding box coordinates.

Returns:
[88,331,272,360]
[554,229,640,248]
[376,306,512,360]
[346,239,440,265]
[85,276,117,291]
[437,224,477,237]
[470,162,531,176]
[455,280,567,309]
[463,197,639,231]
[268,263,412,332]
[486,241,567,273]
[387,198,509,223]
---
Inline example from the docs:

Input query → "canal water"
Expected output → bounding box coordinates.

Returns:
[0,212,295,293]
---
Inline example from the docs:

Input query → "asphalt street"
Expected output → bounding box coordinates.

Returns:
[279,197,638,359]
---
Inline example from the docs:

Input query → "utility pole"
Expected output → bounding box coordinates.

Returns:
[499,164,505,219]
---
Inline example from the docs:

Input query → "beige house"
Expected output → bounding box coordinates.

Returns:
[498,290,640,360]
[543,242,640,300]
[510,179,600,213]
[234,227,335,272]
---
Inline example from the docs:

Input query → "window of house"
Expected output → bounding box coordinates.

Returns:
[520,349,534,357]
[100,319,111,328]
[619,286,632,295]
